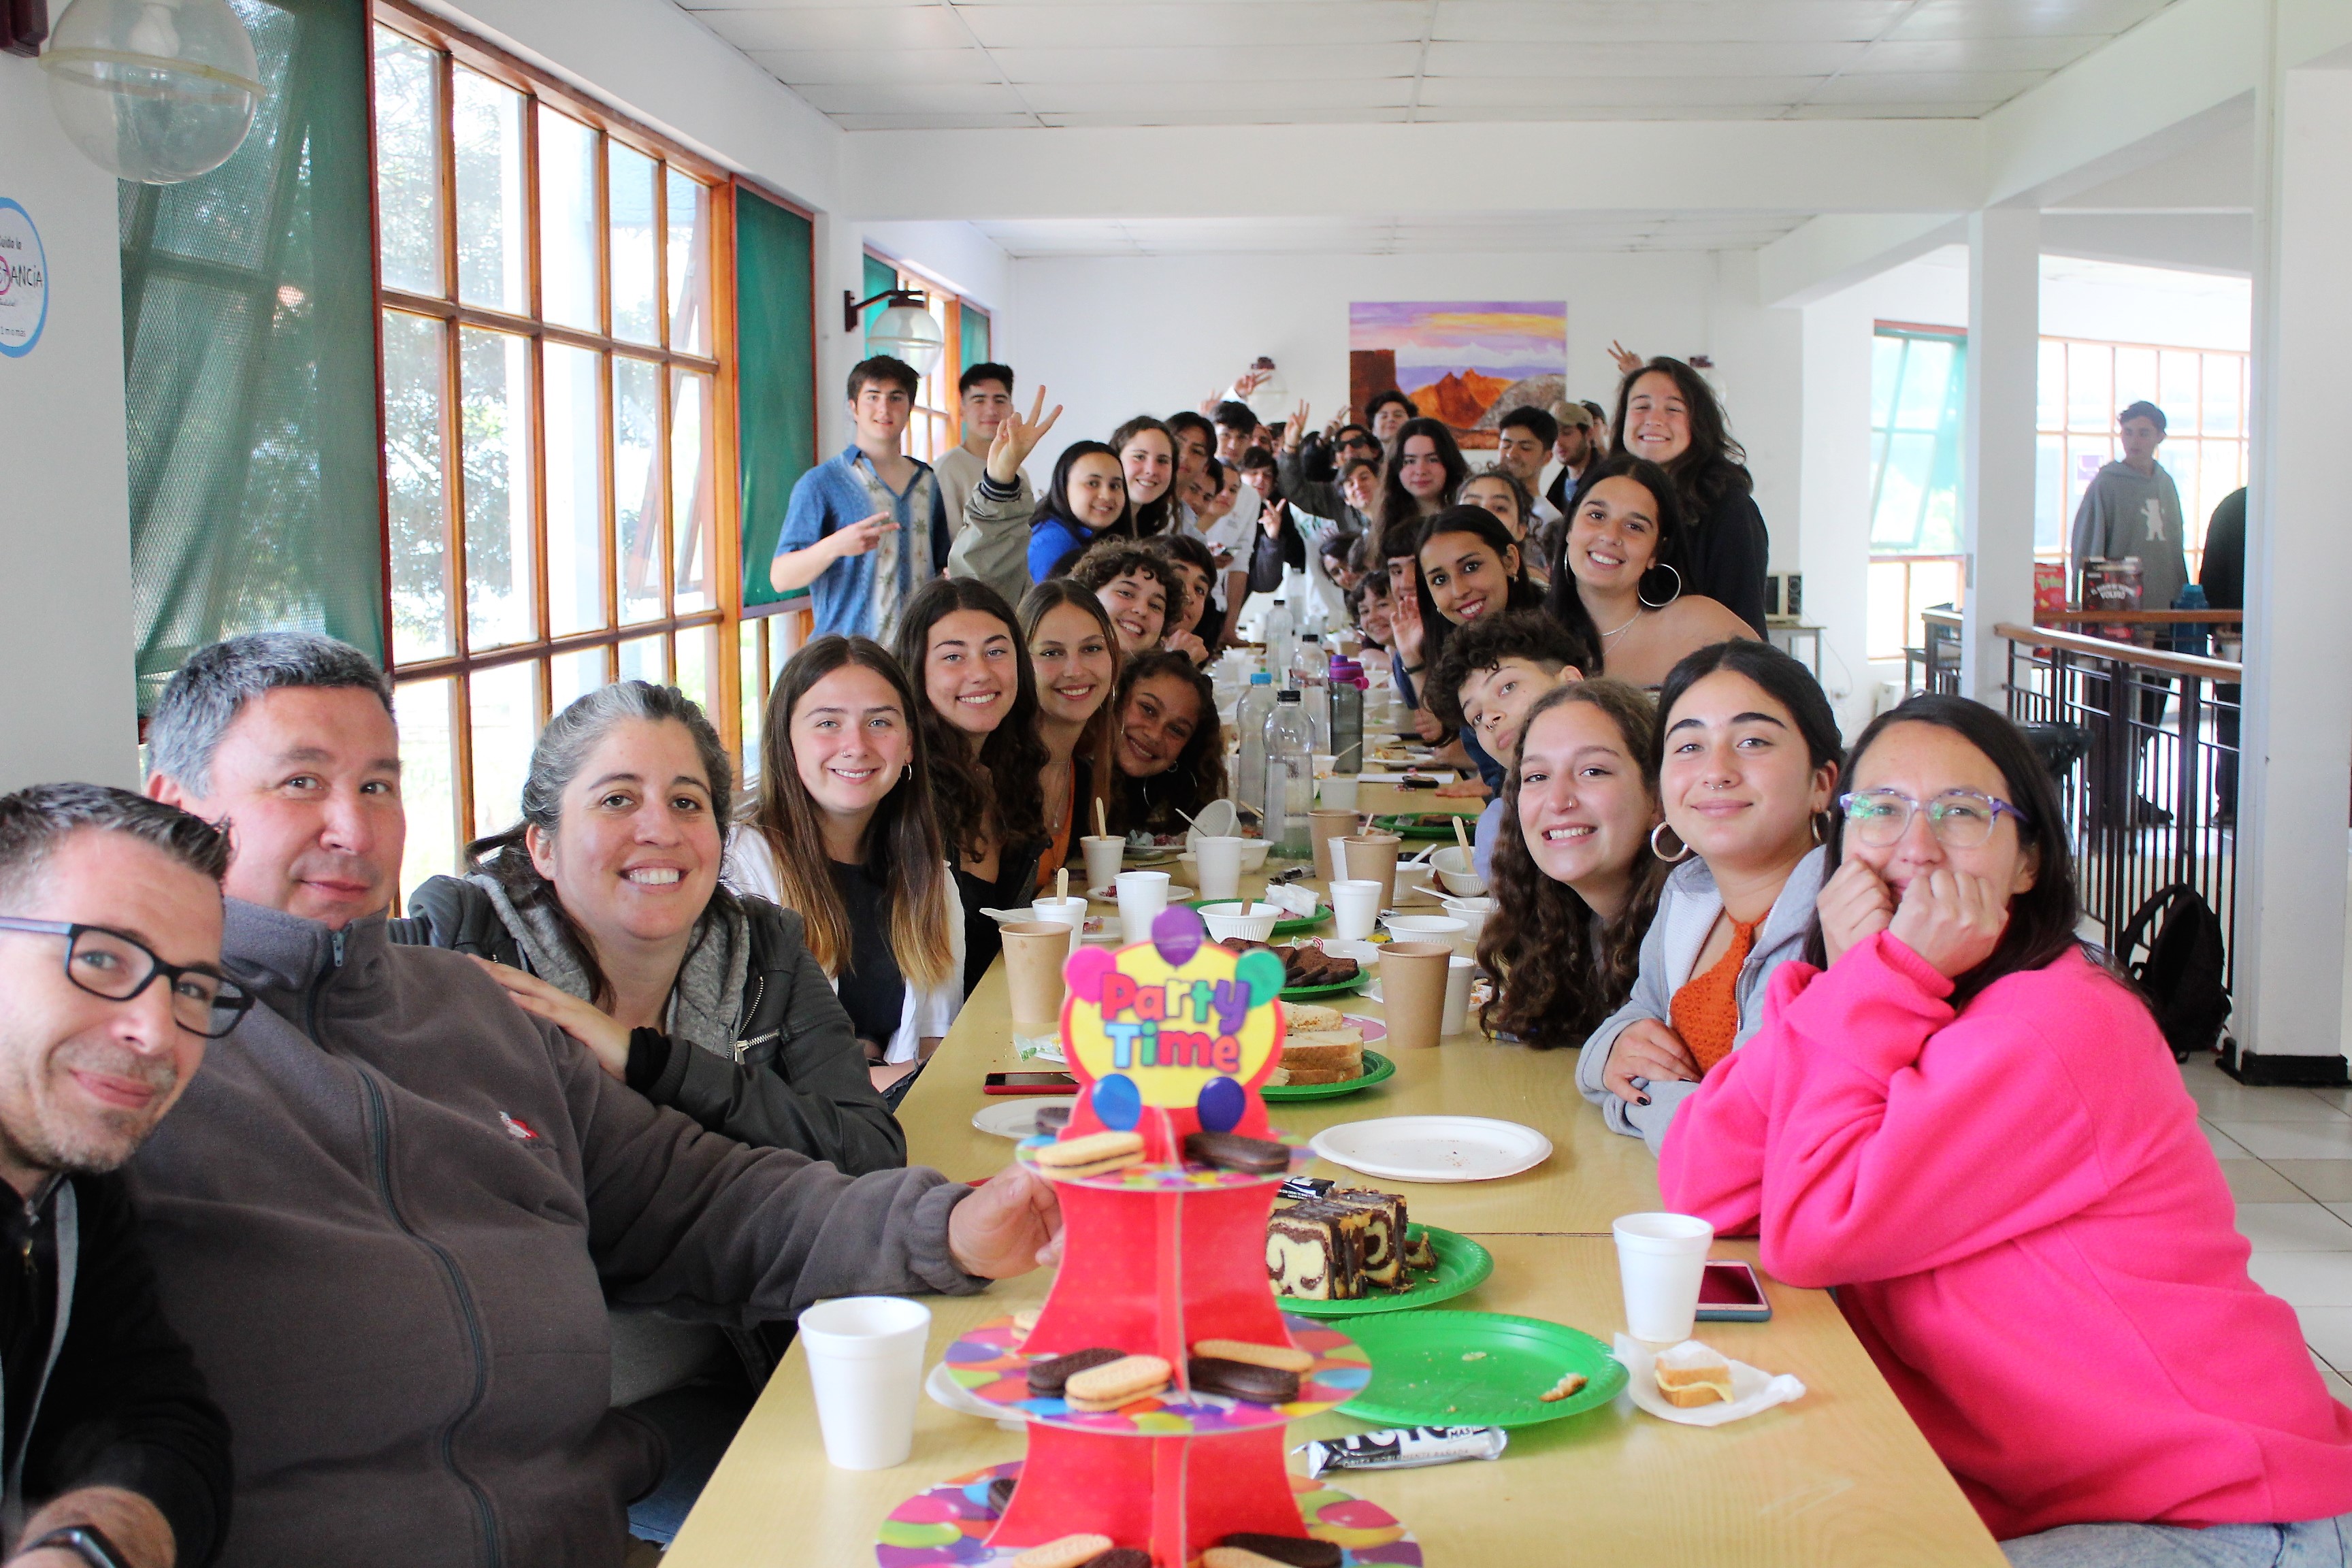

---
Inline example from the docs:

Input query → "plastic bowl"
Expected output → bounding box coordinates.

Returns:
[1430,845,1487,897]
[1383,915,1469,945]
[1197,901,1284,942]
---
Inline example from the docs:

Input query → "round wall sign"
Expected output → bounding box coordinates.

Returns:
[0,199,50,359]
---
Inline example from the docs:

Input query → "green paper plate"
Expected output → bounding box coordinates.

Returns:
[1277,974,1367,1001]
[1277,1223,1491,1316]
[1338,1309,1627,1427]
[1370,814,1466,841]
[1262,1047,1397,1103]
[1188,898,1332,937]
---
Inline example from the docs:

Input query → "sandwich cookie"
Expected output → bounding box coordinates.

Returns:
[1181,1130,1290,1175]
[1188,1356,1300,1404]
[1010,1535,1111,1568]
[1214,1535,1343,1568]
[1032,1130,1145,1180]
[1190,1338,1313,1374]
[1026,1346,1126,1398]
[1062,1353,1173,1412]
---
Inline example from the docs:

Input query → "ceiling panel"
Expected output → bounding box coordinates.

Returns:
[974,209,1816,257]
[691,0,2184,130]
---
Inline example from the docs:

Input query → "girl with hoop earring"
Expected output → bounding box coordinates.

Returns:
[1541,454,1756,689]
[1573,640,1842,1156]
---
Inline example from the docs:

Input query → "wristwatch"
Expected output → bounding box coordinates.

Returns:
[24,1527,128,1568]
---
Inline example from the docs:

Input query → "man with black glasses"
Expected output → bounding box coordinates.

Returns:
[0,783,234,1568]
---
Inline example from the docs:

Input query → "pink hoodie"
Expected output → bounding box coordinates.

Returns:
[1658,931,2352,1540]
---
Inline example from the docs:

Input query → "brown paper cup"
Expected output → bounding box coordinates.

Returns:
[1341,833,1403,911]
[1379,942,1452,1050]
[1002,921,1073,1045]
[1310,810,1359,882]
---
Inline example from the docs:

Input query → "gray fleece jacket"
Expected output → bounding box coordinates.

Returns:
[1575,847,1827,1156]
[126,900,983,1568]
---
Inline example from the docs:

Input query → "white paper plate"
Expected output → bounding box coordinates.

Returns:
[1309,1115,1552,1183]
[1612,1335,1806,1426]
[926,1360,1030,1427]
[1088,885,1194,903]
[970,1097,1075,1139]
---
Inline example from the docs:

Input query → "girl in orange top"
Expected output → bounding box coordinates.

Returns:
[1020,580,1118,896]
[1573,640,1842,1154]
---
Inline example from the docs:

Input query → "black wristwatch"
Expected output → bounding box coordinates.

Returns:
[24,1527,129,1568]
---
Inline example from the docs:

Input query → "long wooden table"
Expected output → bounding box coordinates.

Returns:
[664,821,2007,1567]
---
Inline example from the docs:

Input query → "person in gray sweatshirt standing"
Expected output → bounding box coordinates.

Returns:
[2070,400,2189,817]
[129,633,1062,1568]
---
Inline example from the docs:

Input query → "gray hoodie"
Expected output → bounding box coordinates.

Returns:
[2070,459,2189,621]
[1575,847,1828,1156]
[127,900,983,1568]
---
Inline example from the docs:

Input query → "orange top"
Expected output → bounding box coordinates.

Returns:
[1035,798,1075,896]
[1669,915,1761,1077]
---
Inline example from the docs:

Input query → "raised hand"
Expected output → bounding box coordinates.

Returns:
[1816,856,1896,967]
[1888,868,2010,980]
[1284,399,1311,452]
[1603,1017,1701,1105]
[986,387,1062,484]
[1324,404,1350,441]
[1233,367,1270,398]
[1608,340,1642,376]
[834,512,899,558]
[1260,496,1289,538]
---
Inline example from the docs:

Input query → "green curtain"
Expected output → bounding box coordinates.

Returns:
[860,252,897,342]
[738,189,817,610]
[962,306,991,372]
[120,0,384,713]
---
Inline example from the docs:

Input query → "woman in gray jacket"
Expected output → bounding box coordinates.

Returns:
[1575,642,1843,1156]
[396,679,901,1544]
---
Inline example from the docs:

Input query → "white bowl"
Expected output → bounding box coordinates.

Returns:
[1321,938,1382,968]
[1430,844,1487,897]
[1383,915,1468,944]
[1183,800,1240,848]
[1198,900,1284,943]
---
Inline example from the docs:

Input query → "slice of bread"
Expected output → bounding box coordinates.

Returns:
[1284,1002,1345,1032]
[1654,1341,1734,1407]
[1283,1065,1362,1085]
[1281,1032,1364,1071]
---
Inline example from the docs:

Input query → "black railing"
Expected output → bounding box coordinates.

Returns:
[1997,617,2242,989]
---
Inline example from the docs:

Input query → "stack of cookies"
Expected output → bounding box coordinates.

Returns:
[1269,1004,1362,1087]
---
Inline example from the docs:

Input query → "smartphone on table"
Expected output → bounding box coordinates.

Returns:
[983,1071,1079,1096]
[1695,1260,1771,1322]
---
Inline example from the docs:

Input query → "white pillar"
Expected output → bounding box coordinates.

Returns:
[1959,208,2040,705]
[2232,57,2352,1077]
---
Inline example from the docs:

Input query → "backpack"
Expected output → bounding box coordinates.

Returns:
[2116,883,2232,1062]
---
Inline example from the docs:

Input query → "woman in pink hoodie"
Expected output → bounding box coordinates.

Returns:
[1659,696,2352,1566]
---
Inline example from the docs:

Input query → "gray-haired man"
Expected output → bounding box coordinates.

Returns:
[133,632,1060,1567]
[0,784,235,1568]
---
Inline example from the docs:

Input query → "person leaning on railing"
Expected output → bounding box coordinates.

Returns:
[1660,695,2352,1565]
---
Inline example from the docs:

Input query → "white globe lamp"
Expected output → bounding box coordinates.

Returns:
[867,298,944,376]
[42,0,264,184]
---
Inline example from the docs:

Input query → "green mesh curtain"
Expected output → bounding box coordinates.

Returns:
[120,0,383,714]
[737,189,817,610]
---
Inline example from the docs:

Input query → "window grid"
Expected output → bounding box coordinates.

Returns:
[371,1,745,893]
[868,252,965,463]
[1867,323,1969,660]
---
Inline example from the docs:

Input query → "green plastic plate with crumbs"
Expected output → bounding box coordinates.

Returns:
[1188,898,1333,937]
[1276,1224,1492,1317]
[1337,1309,1627,1427]
[1277,974,1368,1001]
[1262,1048,1397,1104]
[1369,814,1461,841]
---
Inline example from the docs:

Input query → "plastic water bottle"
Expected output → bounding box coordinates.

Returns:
[1263,691,1315,858]
[1328,655,1365,774]
[1234,673,1275,808]
[2172,583,2210,657]
[1296,634,1330,751]
[1264,598,1294,683]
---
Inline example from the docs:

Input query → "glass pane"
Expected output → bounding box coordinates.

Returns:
[452,68,526,312]
[395,678,459,890]
[609,142,658,344]
[2035,436,2065,553]
[666,169,709,356]
[617,634,667,685]
[544,343,606,635]
[674,622,715,714]
[615,355,664,623]
[1871,433,1936,552]
[468,660,540,839]
[2159,350,2200,422]
[382,310,451,663]
[2112,346,2159,416]
[671,370,716,614]
[2066,438,2112,522]
[1866,560,1909,662]
[1892,340,1954,431]
[2065,342,2111,432]
[1869,334,1903,431]
[460,327,536,649]
[372,28,442,295]
[740,620,764,771]
[550,645,608,715]
[2202,354,2242,436]
[538,106,599,331]
[2036,338,2065,432]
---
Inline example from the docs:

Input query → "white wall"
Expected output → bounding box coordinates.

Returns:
[0,56,141,789]
[1004,246,1802,567]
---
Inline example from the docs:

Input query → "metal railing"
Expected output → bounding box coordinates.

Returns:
[1995,615,2242,987]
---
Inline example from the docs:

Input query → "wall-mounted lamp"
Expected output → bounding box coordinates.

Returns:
[3,0,50,58]
[39,0,265,183]
[844,287,945,375]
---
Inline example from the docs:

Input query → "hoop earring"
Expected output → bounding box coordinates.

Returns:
[900,764,913,783]
[1650,822,1693,863]
[1638,562,1683,610]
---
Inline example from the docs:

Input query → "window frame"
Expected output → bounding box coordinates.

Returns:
[1865,321,1970,661]
[368,0,760,881]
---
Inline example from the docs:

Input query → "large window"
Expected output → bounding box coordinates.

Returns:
[2036,336,2249,578]
[864,252,981,462]
[371,5,739,889]
[1866,325,1967,661]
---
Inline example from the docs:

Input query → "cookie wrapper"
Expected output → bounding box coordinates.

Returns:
[1292,1424,1507,1478]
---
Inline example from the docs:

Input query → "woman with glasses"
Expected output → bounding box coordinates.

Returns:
[1659,695,2352,1565]
[1575,640,1841,1153]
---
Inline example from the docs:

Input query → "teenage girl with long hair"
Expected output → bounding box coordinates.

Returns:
[1373,416,1469,562]
[1020,579,1119,894]
[1111,414,1179,539]
[1542,453,1754,687]
[1106,649,1229,836]
[1608,357,1770,634]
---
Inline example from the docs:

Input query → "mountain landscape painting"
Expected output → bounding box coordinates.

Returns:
[1348,301,1567,450]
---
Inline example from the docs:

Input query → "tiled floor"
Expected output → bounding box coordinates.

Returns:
[2187,1050,2352,1401]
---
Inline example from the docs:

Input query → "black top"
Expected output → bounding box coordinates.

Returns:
[11,1173,230,1567]
[2200,487,2247,612]
[830,860,909,1053]
[1676,480,1772,636]
[953,845,1045,997]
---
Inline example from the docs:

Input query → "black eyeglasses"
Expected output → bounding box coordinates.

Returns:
[0,918,253,1038]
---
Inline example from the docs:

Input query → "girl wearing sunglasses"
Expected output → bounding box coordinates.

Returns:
[1660,695,2352,1564]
